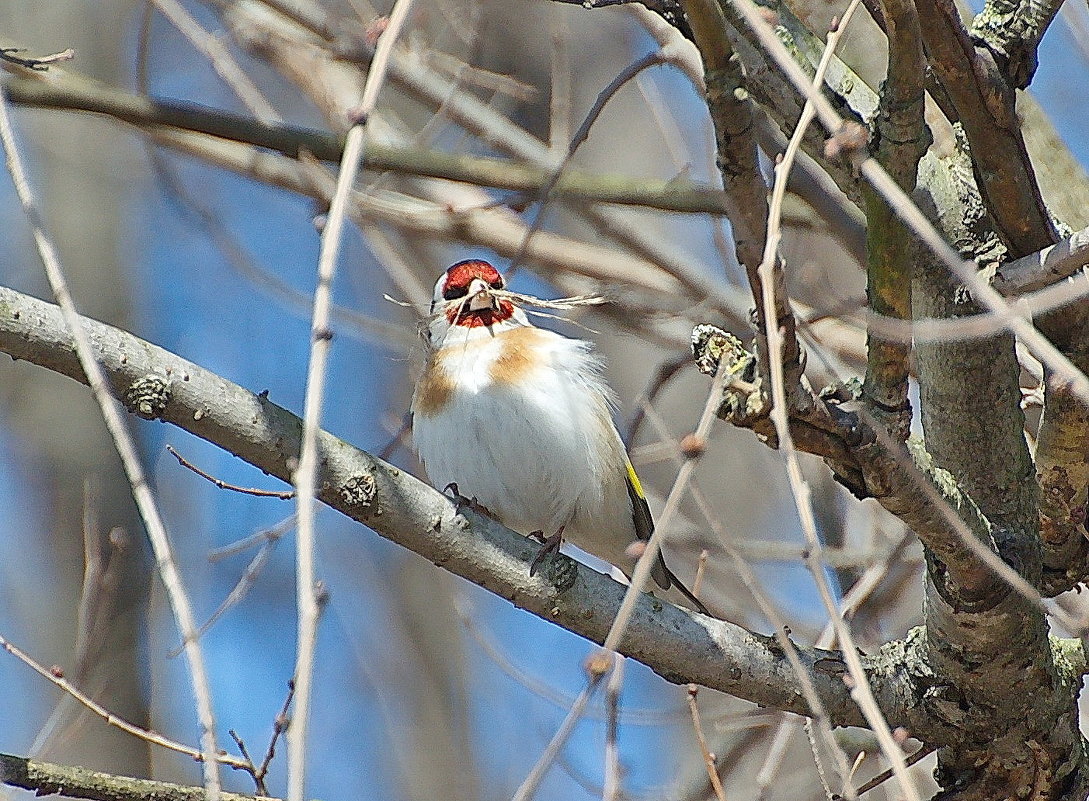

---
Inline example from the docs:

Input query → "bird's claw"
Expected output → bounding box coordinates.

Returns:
[529,528,565,576]
[443,483,495,518]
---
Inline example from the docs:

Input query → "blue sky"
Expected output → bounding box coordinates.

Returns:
[1,3,1087,800]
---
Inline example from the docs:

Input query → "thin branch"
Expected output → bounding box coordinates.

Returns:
[168,523,287,659]
[0,73,742,216]
[0,85,222,801]
[603,653,625,801]
[167,445,295,499]
[507,49,667,276]
[0,635,249,772]
[287,2,415,799]
[993,224,1089,295]
[687,687,727,801]
[679,0,768,274]
[0,46,74,70]
[852,746,936,797]
[147,0,280,122]
[510,674,607,801]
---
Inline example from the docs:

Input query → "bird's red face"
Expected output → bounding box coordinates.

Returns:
[436,260,515,328]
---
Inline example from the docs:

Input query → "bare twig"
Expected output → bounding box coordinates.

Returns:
[602,653,625,801]
[509,673,607,801]
[287,2,415,799]
[256,682,296,792]
[209,516,296,561]
[167,445,295,499]
[169,528,285,658]
[508,50,666,275]
[687,687,727,801]
[148,0,280,122]
[0,634,248,772]
[0,46,74,70]
[0,84,222,800]
[851,746,936,797]
[755,1,920,797]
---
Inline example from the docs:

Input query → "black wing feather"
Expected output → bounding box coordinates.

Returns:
[625,466,712,616]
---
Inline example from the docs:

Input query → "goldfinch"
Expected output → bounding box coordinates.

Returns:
[411,259,707,614]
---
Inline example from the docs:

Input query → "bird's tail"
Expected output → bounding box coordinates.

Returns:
[658,557,712,617]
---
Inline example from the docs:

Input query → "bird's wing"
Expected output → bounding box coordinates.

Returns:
[625,458,712,616]
[624,458,671,590]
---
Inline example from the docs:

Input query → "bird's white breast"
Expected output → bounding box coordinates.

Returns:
[412,325,634,563]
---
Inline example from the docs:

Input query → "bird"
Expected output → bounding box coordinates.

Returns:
[411,258,708,615]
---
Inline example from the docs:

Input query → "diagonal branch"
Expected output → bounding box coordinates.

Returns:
[690,326,1002,598]
[0,282,876,729]
[970,0,1066,88]
[913,0,1056,257]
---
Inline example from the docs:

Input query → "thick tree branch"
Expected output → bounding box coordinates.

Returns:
[913,0,1056,257]
[9,271,1087,775]
[0,753,270,801]
[861,0,927,436]
[681,0,804,405]
[1035,371,1089,595]
[969,0,1065,88]
[0,283,873,728]
[680,0,768,275]
[691,325,1003,599]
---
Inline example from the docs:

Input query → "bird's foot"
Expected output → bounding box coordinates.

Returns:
[529,527,565,576]
[443,482,494,518]
[444,482,469,508]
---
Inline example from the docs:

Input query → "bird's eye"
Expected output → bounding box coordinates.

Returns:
[443,284,469,300]
[489,279,504,290]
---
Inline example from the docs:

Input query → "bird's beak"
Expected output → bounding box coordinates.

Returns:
[467,278,499,312]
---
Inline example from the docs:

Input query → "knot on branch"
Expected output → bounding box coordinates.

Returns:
[339,473,377,512]
[125,375,171,420]
[691,324,767,425]
[824,121,870,170]
[540,551,579,594]
[691,324,867,491]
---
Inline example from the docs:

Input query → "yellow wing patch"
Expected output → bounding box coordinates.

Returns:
[625,458,646,500]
